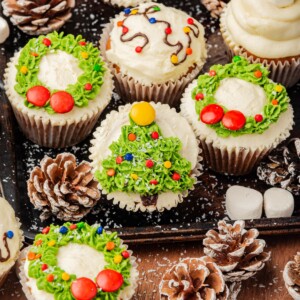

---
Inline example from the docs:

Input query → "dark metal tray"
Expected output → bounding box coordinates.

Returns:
[0,0,299,244]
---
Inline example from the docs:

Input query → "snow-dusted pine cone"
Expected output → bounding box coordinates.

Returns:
[159,257,229,300]
[201,0,229,18]
[2,0,75,35]
[283,253,300,300]
[257,138,300,196]
[203,220,271,282]
[27,153,100,221]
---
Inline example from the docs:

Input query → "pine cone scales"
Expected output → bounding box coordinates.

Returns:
[2,0,75,35]
[201,0,228,18]
[203,221,271,282]
[27,153,100,221]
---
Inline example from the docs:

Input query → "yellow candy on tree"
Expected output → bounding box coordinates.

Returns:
[131,173,138,180]
[62,272,70,281]
[20,66,28,74]
[81,52,89,59]
[164,161,172,169]
[130,102,156,126]
[114,255,123,264]
[48,240,56,247]
[275,85,283,93]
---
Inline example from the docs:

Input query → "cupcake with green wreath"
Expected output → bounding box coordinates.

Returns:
[18,222,138,300]
[4,31,113,148]
[89,101,201,212]
[180,56,294,175]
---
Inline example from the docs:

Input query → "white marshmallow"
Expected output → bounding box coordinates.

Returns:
[264,187,294,218]
[226,185,263,220]
[0,17,9,44]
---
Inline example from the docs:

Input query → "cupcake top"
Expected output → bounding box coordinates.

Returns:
[23,222,138,300]
[103,0,152,7]
[0,197,22,274]
[223,0,300,58]
[105,2,207,85]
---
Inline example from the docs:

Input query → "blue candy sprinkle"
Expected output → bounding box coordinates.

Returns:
[59,226,68,234]
[97,226,103,235]
[6,231,14,239]
[124,8,131,14]
[149,17,156,24]
[124,153,133,161]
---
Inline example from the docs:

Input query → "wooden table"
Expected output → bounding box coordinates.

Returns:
[1,235,299,300]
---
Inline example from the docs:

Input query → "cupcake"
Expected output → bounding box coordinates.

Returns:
[89,101,201,212]
[18,222,139,300]
[283,253,300,300]
[180,56,294,175]
[0,197,23,288]
[220,0,300,87]
[102,0,152,7]
[4,31,113,148]
[100,2,207,106]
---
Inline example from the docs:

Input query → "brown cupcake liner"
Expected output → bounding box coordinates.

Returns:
[220,9,300,88]
[0,271,10,289]
[100,20,205,107]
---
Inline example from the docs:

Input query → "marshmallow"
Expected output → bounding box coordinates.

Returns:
[0,17,9,44]
[264,187,294,218]
[226,185,263,220]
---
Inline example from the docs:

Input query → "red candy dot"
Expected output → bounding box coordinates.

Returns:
[122,26,128,34]
[187,18,194,25]
[165,27,172,35]
[172,173,181,181]
[71,278,97,300]
[122,251,130,259]
[50,91,74,114]
[135,46,142,53]
[254,70,262,78]
[41,264,48,271]
[222,110,246,130]
[195,93,204,101]
[272,99,278,106]
[209,70,216,77]
[186,48,192,55]
[255,114,263,122]
[42,38,51,47]
[79,41,86,46]
[84,83,92,91]
[26,86,50,107]
[42,227,50,234]
[70,224,77,230]
[150,179,158,185]
[200,104,224,125]
[96,270,124,293]
[145,159,154,168]
[151,132,159,139]
[46,274,54,282]
[128,133,136,141]
[116,156,123,164]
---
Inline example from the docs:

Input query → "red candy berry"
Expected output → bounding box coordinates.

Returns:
[42,227,50,234]
[41,264,48,271]
[151,132,159,139]
[70,224,77,230]
[46,274,54,282]
[122,251,130,259]
[96,269,124,293]
[172,173,181,181]
[71,278,97,300]
[145,159,154,168]
[200,104,224,125]
[84,83,92,91]
[150,179,158,185]
[165,27,172,35]
[128,133,136,141]
[122,26,128,34]
[255,114,263,122]
[195,93,204,101]
[135,46,142,53]
[187,18,194,25]
[254,70,262,78]
[222,110,246,131]
[26,86,50,107]
[116,156,123,164]
[209,70,216,76]
[50,91,74,114]
[79,41,86,46]
[42,38,51,47]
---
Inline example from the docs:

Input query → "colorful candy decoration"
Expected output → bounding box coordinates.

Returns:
[124,153,133,161]
[130,101,155,126]
[116,156,123,164]
[151,131,159,139]
[145,159,154,168]
[107,169,115,176]
[42,226,50,234]
[70,224,77,230]
[46,274,55,282]
[42,38,51,47]
[114,254,123,264]
[96,226,103,234]
[254,70,262,78]
[172,173,181,181]
[96,269,124,293]
[200,104,224,125]
[255,114,263,122]
[41,263,48,271]
[59,226,68,234]
[50,91,75,114]
[84,83,92,91]
[26,86,50,107]
[222,110,246,131]
[122,251,130,259]
[128,133,136,141]
[71,277,97,300]
[6,231,14,239]
[150,179,159,185]
[106,241,115,251]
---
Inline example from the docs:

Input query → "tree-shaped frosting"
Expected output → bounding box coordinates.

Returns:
[95,102,194,201]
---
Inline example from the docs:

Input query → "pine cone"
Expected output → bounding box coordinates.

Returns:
[27,153,100,221]
[159,257,229,300]
[2,0,75,35]
[257,138,300,195]
[201,0,229,18]
[203,220,271,282]
[283,253,300,300]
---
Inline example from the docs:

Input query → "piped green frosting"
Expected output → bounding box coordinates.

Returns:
[192,56,289,137]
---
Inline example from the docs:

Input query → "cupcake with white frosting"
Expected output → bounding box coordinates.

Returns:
[102,0,152,7]
[100,2,207,106]
[180,56,294,175]
[220,0,300,87]
[4,32,113,148]
[0,197,23,288]
[89,101,201,212]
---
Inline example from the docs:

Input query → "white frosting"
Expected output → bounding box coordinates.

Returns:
[0,17,9,44]
[180,79,294,150]
[215,78,267,116]
[0,197,22,275]
[38,51,83,90]
[264,187,294,218]
[223,0,300,58]
[226,185,263,220]
[106,2,207,85]
[103,0,152,7]
[268,0,295,7]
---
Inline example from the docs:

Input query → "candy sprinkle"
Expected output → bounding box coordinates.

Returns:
[106,241,115,251]
[164,161,172,169]
[272,99,279,106]
[62,273,70,281]
[187,18,194,25]
[131,173,138,180]
[6,231,14,239]
[183,26,191,33]
[275,85,283,93]
[124,8,131,14]
[165,27,172,35]
[59,226,68,234]
[114,255,123,264]
[81,52,89,59]
[20,66,28,74]
[122,251,130,259]
[97,226,103,235]
[149,17,156,24]
[186,48,193,55]
[135,46,142,53]
[47,274,55,282]
[42,227,50,234]
[107,169,115,177]
[171,55,178,64]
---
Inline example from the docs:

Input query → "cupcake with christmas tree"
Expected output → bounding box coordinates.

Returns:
[100,2,207,106]
[4,31,113,148]
[18,222,138,300]
[180,56,294,175]
[89,101,201,212]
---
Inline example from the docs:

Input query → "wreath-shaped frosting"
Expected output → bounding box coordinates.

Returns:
[27,222,132,300]
[14,32,106,114]
[191,56,289,137]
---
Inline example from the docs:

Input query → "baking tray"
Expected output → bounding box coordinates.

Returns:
[0,0,299,244]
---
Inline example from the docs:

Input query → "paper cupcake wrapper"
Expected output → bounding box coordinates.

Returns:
[102,0,153,7]
[4,56,113,149]
[99,21,205,107]
[18,240,139,300]
[220,9,300,88]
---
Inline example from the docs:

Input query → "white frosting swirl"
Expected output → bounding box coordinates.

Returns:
[106,2,207,85]
[224,0,300,58]
[103,0,152,7]
[0,17,9,44]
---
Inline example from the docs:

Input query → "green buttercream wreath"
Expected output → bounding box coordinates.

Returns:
[191,56,289,137]
[14,32,106,114]
[27,223,132,300]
